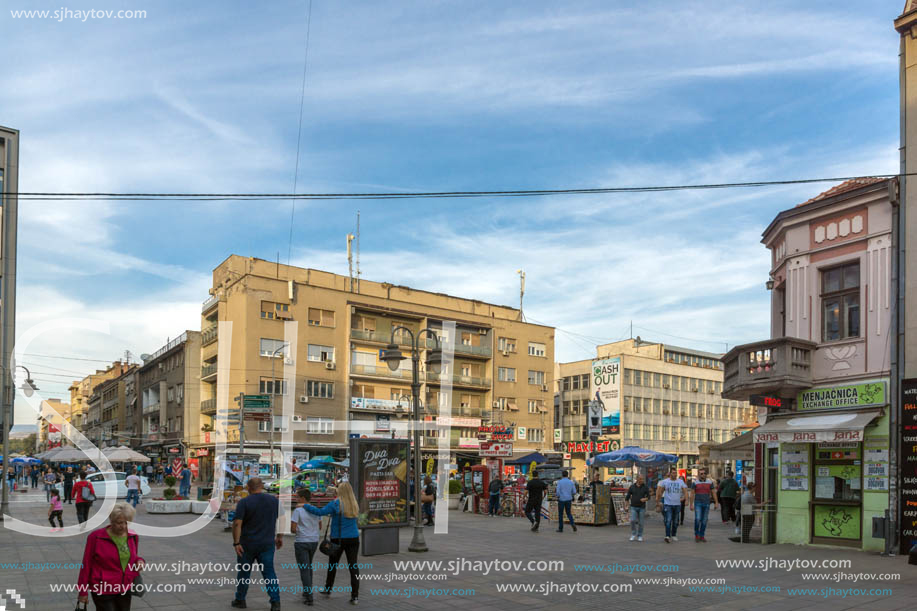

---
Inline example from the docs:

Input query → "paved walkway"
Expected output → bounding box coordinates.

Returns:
[0,490,914,610]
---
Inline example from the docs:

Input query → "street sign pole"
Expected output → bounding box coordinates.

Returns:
[588,400,602,481]
[238,392,245,454]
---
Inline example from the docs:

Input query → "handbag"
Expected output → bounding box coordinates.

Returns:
[81,485,96,503]
[74,601,88,611]
[318,506,342,557]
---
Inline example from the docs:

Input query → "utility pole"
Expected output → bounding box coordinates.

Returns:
[0,126,20,523]
[237,392,245,454]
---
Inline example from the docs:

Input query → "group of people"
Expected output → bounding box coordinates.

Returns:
[624,467,756,543]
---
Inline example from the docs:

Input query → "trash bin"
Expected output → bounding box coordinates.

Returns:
[198,486,213,501]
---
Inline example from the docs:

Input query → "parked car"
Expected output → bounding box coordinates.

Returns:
[86,471,151,499]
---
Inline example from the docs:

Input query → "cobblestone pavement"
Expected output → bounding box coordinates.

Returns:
[1,488,914,610]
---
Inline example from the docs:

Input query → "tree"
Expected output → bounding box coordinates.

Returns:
[9,434,36,454]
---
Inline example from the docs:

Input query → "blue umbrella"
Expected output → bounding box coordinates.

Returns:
[587,446,678,468]
[10,457,28,464]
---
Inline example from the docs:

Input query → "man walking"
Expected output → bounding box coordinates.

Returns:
[555,471,578,533]
[232,478,282,611]
[655,468,687,543]
[524,470,547,532]
[718,471,739,524]
[179,464,193,498]
[421,476,436,526]
[63,466,75,504]
[625,474,650,542]
[126,470,142,508]
[488,475,503,517]
[43,468,57,502]
[688,468,718,542]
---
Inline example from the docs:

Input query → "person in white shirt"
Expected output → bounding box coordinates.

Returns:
[291,488,322,606]
[655,468,687,543]
[125,472,142,507]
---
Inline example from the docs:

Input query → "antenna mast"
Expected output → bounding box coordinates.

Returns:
[347,233,355,292]
[356,211,361,293]
[516,269,525,321]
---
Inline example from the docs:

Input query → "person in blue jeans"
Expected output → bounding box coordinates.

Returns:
[232,478,282,611]
[625,474,650,541]
[488,476,503,516]
[179,466,192,498]
[555,471,578,533]
[303,482,362,605]
[656,468,687,543]
[688,468,719,542]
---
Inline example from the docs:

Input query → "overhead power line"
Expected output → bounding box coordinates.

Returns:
[11,173,903,202]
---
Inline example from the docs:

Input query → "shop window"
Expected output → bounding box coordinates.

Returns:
[814,444,861,502]
[822,262,860,341]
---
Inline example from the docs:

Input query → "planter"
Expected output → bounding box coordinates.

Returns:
[190,500,219,515]
[146,500,192,514]
[448,496,460,510]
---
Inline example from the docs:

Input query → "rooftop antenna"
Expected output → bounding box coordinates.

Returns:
[347,233,355,292]
[516,269,525,321]
[356,210,361,293]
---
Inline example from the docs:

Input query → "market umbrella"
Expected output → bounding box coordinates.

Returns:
[49,447,105,463]
[35,447,66,461]
[505,452,547,465]
[27,457,42,465]
[587,446,678,468]
[10,457,28,464]
[300,456,335,469]
[103,446,151,462]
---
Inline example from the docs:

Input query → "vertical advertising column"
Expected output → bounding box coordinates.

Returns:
[900,379,917,554]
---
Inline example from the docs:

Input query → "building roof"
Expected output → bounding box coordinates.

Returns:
[795,177,886,208]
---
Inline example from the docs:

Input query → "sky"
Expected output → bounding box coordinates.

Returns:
[1,0,905,423]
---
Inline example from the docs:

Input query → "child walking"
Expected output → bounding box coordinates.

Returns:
[48,490,64,531]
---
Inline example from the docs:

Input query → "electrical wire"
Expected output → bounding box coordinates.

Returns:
[288,0,314,266]
[10,173,903,202]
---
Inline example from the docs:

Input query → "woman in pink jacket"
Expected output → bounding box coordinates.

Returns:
[77,502,144,610]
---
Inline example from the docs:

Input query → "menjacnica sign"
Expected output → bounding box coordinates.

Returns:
[797,381,887,411]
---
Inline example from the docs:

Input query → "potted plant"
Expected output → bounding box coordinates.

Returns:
[163,475,177,500]
[448,478,462,510]
[147,475,192,513]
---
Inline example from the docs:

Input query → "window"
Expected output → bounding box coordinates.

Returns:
[653,373,662,387]
[580,374,589,389]
[643,424,652,439]
[260,338,289,358]
[167,387,175,402]
[653,425,660,440]
[822,261,860,341]
[562,400,571,414]
[653,398,661,414]
[662,425,669,440]
[662,400,670,413]
[528,399,543,414]
[259,416,288,433]
[177,384,184,401]
[562,377,571,391]
[498,367,516,382]
[308,344,334,363]
[624,369,632,384]
[306,380,334,398]
[259,377,288,395]
[572,375,580,390]
[662,374,670,388]
[529,428,544,443]
[528,342,546,357]
[308,308,335,327]
[633,370,642,386]
[352,315,376,332]
[306,417,334,435]
[260,301,276,319]
[527,370,544,386]
[498,337,517,353]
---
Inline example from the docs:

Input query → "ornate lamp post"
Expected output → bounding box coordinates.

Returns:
[381,327,442,553]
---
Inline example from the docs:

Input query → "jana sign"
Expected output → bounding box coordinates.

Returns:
[797,381,887,411]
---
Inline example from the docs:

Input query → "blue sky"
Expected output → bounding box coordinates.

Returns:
[2,0,904,421]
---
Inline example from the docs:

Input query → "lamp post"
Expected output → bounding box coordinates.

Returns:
[269,344,288,479]
[1,366,38,521]
[381,327,442,553]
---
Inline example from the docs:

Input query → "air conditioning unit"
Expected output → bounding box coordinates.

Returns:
[492,401,500,409]
[680,411,687,416]
[663,409,669,415]
[299,395,309,404]
[292,415,302,422]
[663,384,670,389]
[325,362,336,370]
[501,350,509,356]
[692,387,698,392]
[541,384,548,392]
[479,328,487,335]
[623,406,631,412]
[284,357,294,365]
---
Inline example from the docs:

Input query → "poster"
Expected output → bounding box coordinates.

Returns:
[780,444,808,489]
[813,504,861,539]
[863,439,889,494]
[592,357,621,435]
[350,438,409,529]
[782,477,808,491]
[901,378,917,554]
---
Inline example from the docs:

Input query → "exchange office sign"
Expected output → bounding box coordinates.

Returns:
[900,378,917,555]
[349,438,409,529]
[797,380,887,411]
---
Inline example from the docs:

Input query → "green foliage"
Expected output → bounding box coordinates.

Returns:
[164,475,177,487]
[448,479,462,495]
[163,488,176,500]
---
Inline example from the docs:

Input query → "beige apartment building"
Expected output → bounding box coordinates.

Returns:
[555,339,755,479]
[70,361,132,437]
[196,255,554,476]
[36,399,71,452]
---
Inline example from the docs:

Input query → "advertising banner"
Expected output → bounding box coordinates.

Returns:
[479,441,513,457]
[797,380,887,410]
[900,378,917,554]
[349,438,410,529]
[592,357,621,434]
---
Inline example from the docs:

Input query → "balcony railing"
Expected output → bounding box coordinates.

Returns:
[424,337,492,358]
[350,363,414,380]
[142,402,160,414]
[350,329,413,346]
[722,337,816,401]
[202,294,219,313]
[201,363,218,380]
[200,398,216,415]
[426,372,491,388]
[201,324,218,346]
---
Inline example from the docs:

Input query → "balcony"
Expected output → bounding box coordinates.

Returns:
[424,337,492,358]
[202,324,218,346]
[722,337,816,401]
[426,372,491,389]
[350,328,412,347]
[202,294,219,314]
[200,398,216,415]
[201,363,218,381]
[142,402,160,415]
[350,363,414,381]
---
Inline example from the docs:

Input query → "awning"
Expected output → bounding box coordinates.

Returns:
[708,432,755,461]
[505,452,548,465]
[753,409,883,444]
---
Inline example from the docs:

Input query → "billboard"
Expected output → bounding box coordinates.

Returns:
[349,438,410,529]
[592,357,621,435]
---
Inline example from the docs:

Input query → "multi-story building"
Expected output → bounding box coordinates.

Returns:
[69,361,131,433]
[556,339,754,479]
[722,177,895,552]
[36,399,70,452]
[196,255,554,477]
[94,365,139,448]
[137,332,201,465]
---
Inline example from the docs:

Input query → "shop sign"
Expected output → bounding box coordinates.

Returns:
[375,414,391,432]
[458,437,480,448]
[749,395,783,409]
[351,397,410,412]
[349,438,410,529]
[797,380,887,411]
[478,425,513,440]
[426,416,481,428]
[168,447,181,454]
[754,430,864,444]
[197,448,210,457]
[553,428,562,443]
[565,440,620,454]
[899,378,917,554]
[479,441,513,457]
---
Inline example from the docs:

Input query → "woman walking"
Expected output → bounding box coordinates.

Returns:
[303,482,361,605]
[76,502,145,610]
[72,471,96,530]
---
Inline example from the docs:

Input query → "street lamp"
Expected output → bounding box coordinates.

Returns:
[269,344,289,479]
[380,327,442,553]
[1,366,39,521]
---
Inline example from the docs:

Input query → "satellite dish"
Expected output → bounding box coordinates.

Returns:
[140,353,152,362]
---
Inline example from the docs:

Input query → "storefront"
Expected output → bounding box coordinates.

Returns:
[752,380,889,551]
